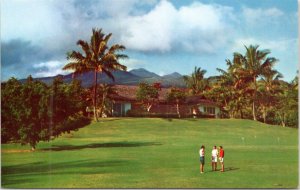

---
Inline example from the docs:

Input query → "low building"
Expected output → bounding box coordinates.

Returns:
[108,85,220,118]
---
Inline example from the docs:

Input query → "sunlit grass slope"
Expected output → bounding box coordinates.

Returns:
[1,118,298,188]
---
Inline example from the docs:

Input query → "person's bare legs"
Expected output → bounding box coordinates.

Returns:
[220,161,224,172]
[200,164,204,173]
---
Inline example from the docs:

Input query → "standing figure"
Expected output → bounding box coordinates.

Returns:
[211,145,218,171]
[219,146,225,172]
[199,145,205,173]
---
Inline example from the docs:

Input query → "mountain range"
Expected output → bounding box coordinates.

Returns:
[22,68,187,87]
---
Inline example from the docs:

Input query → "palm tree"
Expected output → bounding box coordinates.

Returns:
[275,79,298,127]
[183,67,208,95]
[216,59,252,118]
[63,28,128,121]
[258,69,283,123]
[234,45,278,121]
[291,70,298,90]
[97,84,117,117]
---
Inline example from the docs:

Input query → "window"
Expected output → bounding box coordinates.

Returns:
[204,106,215,114]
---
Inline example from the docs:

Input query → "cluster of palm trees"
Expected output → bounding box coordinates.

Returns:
[204,45,297,126]
[182,45,297,126]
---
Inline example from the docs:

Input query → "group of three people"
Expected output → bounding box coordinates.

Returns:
[199,145,224,173]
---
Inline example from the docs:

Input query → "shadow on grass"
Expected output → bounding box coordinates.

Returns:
[207,167,239,173]
[162,118,205,122]
[41,141,162,151]
[97,118,123,122]
[224,167,239,172]
[1,177,36,186]
[165,118,173,122]
[2,159,128,186]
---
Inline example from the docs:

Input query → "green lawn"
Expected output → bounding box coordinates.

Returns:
[1,118,298,188]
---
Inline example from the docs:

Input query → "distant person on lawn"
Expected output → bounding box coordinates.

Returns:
[211,145,218,171]
[219,146,225,172]
[199,145,205,173]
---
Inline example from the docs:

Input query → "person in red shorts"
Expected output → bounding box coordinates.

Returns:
[219,146,224,172]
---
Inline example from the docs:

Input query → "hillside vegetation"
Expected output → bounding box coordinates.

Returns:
[1,118,298,188]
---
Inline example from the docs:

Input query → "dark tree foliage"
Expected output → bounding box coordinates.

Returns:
[166,88,187,118]
[136,83,160,112]
[1,76,90,150]
[1,78,23,142]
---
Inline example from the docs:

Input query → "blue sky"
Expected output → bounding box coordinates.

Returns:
[1,0,298,81]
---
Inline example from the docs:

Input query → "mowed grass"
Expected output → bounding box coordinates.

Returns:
[1,118,298,188]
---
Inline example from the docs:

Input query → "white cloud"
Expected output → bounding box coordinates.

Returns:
[175,2,235,53]
[120,0,176,52]
[119,1,235,53]
[2,0,236,55]
[119,58,146,71]
[242,7,284,26]
[1,0,64,42]
[33,60,70,77]
[231,38,297,53]
[158,71,166,76]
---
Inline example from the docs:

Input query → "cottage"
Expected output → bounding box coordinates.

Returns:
[108,85,220,118]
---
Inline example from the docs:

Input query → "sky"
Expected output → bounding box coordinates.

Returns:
[1,0,299,81]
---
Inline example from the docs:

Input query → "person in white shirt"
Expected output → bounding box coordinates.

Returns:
[211,145,218,171]
[199,145,205,173]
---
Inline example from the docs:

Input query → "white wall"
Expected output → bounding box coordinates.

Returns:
[124,103,131,116]
[215,107,220,118]
[198,106,204,113]
[198,105,220,118]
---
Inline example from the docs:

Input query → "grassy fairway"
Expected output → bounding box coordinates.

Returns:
[1,118,298,188]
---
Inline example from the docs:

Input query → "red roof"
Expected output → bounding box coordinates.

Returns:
[109,85,218,107]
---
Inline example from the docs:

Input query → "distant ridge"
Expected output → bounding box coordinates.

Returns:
[162,72,182,78]
[17,68,186,88]
[129,68,160,78]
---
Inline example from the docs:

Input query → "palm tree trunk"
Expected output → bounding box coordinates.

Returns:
[278,112,286,127]
[93,70,98,122]
[282,113,286,127]
[100,92,106,118]
[262,106,267,123]
[147,103,152,112]
[252,77,257,121]
[176,100,181,118]
[252,102,256,120]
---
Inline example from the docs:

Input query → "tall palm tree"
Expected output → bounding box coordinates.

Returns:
[183,67,208,95]
[63,28,128,121]
[234,45,278,121]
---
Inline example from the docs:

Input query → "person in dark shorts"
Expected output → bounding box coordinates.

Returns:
[199,145,205,173]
